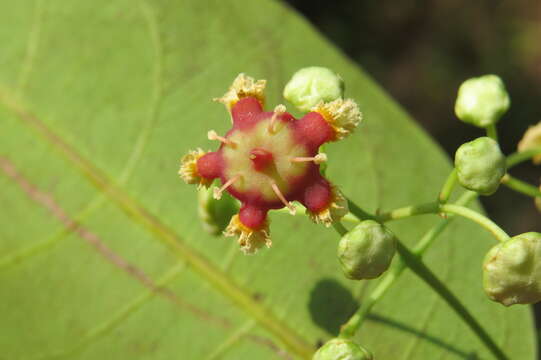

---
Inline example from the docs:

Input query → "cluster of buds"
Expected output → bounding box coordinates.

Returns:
[180,71,361,254]
[454,74,541,306]
[454,75,509,195]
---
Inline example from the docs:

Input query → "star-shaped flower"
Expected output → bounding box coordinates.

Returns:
[180,73,361,253]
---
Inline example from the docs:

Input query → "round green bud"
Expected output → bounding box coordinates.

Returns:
[198,186,239,235]
[454,137,506,195]
[338,220,396,280]
[483,232,541,306]
[455,74,510,127]
[283,66,345,112]
[313,338,373,360]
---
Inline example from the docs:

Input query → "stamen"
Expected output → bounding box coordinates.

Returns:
[291,153,327,164]
[269,180,296,215]
[213,175,241,199]
[268,104,286,134]
[208,130,236,147]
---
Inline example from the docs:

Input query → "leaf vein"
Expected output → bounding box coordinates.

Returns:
[0,94,315,360]
[16,0,44,98]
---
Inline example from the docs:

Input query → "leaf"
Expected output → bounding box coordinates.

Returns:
[0,0,535,359]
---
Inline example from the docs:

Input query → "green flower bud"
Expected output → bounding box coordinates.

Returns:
[283,66,344,112]
[313,338,373,360]
[455,74,510,127]
[483,232,541,306]
[338,220,396,280]
[455,137,506,195]
[198,186,239,235]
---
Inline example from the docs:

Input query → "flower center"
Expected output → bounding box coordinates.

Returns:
[250,148,274,172]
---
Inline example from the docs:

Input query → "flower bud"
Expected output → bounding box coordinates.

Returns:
[483,232,541,306]
[197,186,239,235]
[338,220,396,280]
[455,74,510,127]
[518,121,541,164]
[455,137,506,195]
[313,338,373,360]
[283,66,344,112]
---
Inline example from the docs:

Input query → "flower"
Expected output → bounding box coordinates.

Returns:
[180,73,361,253]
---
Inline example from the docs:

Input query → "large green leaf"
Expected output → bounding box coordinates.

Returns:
[0,0,535,359]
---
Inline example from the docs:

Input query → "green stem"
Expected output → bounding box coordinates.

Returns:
[438,169,458,203]
[347,199,378,221]
[413,191,478,254]
[439,204,510,242]
[375,202,509,243]
[375,202,439,222]
[486,124,498,142]
[501,174,541,198]
[506,147,541,167]
[332,221,348,236]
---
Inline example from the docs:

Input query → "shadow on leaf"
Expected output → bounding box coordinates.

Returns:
[308,278,478,359]
[308,278,360,336]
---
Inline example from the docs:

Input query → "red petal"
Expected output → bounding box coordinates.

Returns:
[196,152,222,179]
[231,97,263,130]
[300,175,332,213]
[293,112,334,151]
[239,204,268,230]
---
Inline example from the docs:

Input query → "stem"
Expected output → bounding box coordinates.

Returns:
[438,169,458,203]
[413,191,478,254]
[439,204,510,242]
[501,174,541,198]
[347,199,378,220]
[486,124,498,142]
[506,147,541,168]
[375,202,510,243]
[376,202,439,222]
[332,221,348,236]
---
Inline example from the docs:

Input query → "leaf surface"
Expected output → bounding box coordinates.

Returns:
[0,0,535,359]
